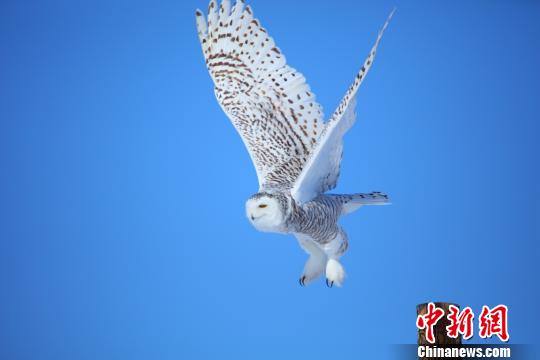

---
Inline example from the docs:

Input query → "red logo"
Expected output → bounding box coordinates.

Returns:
[416,302,445,344]
[416,303,509,342]
[479,305,509,342]
[446,305,474,340]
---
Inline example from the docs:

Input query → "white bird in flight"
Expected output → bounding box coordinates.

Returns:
[196,0,393,287]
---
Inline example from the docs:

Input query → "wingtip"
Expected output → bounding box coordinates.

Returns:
[376,7,396,41]
[195,8,203,16]
[385,7,397,27]
[207,0,217,15]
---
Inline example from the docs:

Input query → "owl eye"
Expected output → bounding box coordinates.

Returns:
[258,204,267,208]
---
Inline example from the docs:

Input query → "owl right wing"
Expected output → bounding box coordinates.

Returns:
[196,0,324,191]
[291,10,394,205]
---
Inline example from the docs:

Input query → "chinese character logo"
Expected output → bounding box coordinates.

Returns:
[446,305,474,340]
[416,303,509,342]
[479,305,509,342]
[416,302,445,344]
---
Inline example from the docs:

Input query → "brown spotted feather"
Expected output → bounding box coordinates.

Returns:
[196,0,324,191]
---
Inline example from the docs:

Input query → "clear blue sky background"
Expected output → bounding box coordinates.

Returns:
[1,0,539,359]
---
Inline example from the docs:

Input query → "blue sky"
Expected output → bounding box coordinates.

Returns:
[1,0,539,359]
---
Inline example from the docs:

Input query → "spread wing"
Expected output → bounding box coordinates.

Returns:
[196,0,324,191]
[291,10,394,205]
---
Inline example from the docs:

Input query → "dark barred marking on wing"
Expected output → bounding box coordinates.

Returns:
[196,0,324,191]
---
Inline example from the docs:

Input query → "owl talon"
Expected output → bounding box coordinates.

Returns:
[299,276,306,287]
[325,258,345,287]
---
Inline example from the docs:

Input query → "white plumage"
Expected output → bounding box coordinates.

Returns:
[196,0,393,287]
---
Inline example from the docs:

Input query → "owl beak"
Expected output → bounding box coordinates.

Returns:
[250,215,255,221]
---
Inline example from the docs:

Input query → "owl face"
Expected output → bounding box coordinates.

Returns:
[245,193,287,233]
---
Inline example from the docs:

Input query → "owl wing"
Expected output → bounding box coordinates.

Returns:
[291,10,394,205]
[196,0,324,191]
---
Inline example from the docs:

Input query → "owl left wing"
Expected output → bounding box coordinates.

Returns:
[291,10,394,205]
[196,0,324,191]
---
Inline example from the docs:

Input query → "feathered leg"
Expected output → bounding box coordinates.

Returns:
[296,234,327,286]
[321,227,349,287]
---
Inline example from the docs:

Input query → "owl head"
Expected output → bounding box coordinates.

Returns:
[245,192,290,233]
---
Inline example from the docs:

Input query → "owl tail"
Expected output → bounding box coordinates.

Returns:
[336,192,390,215]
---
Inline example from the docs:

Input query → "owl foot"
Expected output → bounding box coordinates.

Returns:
[299,254,326,287]
[325,258,345,287]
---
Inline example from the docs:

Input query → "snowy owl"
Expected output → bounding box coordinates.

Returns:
[196,0,392,287]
